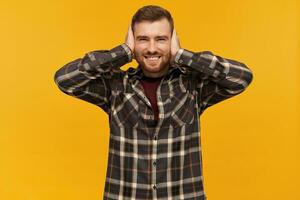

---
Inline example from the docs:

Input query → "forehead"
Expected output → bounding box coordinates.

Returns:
[133,18,171,37]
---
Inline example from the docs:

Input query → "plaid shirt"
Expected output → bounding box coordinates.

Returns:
[54,43,253,200]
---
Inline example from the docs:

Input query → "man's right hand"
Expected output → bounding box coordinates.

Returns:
[125,25,135,59]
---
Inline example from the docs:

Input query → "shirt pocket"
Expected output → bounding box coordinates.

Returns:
[169,92,195,128]
[110,92,140,128]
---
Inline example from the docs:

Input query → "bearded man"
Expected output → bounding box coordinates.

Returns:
[54,5,253,200]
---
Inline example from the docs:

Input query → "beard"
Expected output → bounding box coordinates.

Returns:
[135,51,171,76]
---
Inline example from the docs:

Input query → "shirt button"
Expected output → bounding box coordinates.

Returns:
[153,161,157,166]
[153,185,157,190]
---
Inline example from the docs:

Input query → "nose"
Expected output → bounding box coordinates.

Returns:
[147,40,157,53]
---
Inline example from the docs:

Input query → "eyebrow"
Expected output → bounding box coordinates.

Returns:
[136,35,169,39]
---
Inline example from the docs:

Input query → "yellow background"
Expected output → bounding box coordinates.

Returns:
[1,0,299,199]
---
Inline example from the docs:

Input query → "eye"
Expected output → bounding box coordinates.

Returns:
[138,38,147,41]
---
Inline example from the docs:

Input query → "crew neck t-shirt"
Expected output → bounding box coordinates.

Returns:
[140,75,164,122]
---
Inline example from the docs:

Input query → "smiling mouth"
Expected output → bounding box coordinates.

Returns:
[144,55,161,61]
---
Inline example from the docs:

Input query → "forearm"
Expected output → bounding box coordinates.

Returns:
[174,49,253,93]
[77,43,133,78]
[53,43,132,112]
[54,43,132,93]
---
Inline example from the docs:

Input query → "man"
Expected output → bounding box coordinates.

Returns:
[54,5,253,200]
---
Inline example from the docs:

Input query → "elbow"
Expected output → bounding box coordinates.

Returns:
[53,69,60,86]
[228,62,254,93]
[242,63,254,87]
[53,58,84,96]
[53,68,71,95]
[53,68,65,89]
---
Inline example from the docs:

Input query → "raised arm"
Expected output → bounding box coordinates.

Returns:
[175,48,253,115]
[53,43,133,114]
[170,28,252,115]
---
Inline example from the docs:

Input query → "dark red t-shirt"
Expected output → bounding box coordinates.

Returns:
[140,75,164,121]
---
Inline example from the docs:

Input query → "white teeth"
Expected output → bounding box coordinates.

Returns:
[148,57,159,60]
[145,56,160,60]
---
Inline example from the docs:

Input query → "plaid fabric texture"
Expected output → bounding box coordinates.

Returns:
[54,43,253,200]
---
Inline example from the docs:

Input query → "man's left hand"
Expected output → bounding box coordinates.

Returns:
[170,27,181,64]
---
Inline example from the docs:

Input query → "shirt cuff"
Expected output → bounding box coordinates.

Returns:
[120,43,133,62]
[174,49,184,64]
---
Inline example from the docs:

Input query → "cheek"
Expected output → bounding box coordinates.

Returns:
[134,47,144,56]
[134,49,144,62]
[160,46,171,55]
[133,50,142,59]
[162,50,171,58]
[134,43,146,51]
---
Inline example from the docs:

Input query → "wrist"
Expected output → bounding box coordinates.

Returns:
[121,43,134,61]
[174,48,184,64]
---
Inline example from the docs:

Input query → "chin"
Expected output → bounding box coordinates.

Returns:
[142,64,164,73]
[145,65,162,72]
[141,64,170,77]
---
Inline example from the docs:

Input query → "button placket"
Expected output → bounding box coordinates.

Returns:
[152,132,158,195]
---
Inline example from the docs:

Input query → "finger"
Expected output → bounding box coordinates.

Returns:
[128,25,132,34]
[125,26,129,40]
[172,27,176,39]
[174,29,180,46]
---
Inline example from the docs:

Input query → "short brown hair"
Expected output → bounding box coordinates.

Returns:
[131,5,174,35]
